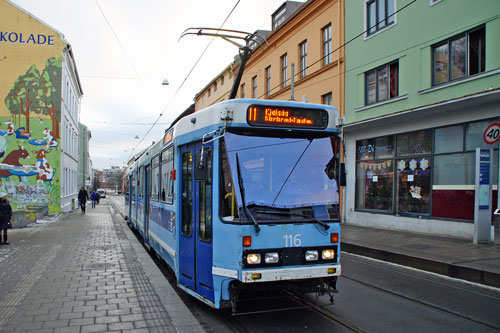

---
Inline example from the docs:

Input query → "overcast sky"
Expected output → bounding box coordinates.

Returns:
[10,0,293,169]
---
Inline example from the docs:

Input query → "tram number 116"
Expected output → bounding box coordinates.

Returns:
[284,234,302,247]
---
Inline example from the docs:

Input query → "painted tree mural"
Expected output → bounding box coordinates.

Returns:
[38,57,62,140]
[4,64,41,133]
[2,57,63,213]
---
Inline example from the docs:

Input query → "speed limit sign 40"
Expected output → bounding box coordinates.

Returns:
[484,123,500,144]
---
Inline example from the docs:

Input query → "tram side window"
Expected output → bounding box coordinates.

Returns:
[151,156,160,201]
[219,140,240,221]
[161,146,175,204]
[139,167,144,199]
[199,148,212,242]
[131,173,136,197]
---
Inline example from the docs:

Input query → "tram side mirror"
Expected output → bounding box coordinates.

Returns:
[339,163,346,187]
[194,150,208,181]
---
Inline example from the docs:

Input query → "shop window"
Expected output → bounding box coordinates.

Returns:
[366,61,398,105]
[356,136,395,211]
[466,119,500,150]
[356,160,394,211]
[434,125,463,154]
[397,158,431,217]
[434,153,474,186]
[396,129,432,156]
[432,26,485,86]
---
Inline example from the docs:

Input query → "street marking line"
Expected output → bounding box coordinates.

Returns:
[0,245,62,326]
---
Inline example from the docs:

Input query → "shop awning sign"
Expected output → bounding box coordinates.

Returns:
[484,123,500,144]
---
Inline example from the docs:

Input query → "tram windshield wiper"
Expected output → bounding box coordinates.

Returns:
[254,209,330,231]
[235,153,260,233]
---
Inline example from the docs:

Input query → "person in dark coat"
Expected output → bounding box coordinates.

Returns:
[78,187,89,213]
[0,192,13,245]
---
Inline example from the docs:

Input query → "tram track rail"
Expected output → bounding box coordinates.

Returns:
[342,254,500,331]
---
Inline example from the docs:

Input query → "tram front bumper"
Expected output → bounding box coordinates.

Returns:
[241,264,341,283]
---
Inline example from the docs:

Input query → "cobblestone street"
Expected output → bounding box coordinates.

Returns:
[0,200,203,333]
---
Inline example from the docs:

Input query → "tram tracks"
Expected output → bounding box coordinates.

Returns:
[341,254,500,331]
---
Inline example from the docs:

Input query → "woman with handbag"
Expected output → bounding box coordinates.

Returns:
[0,192,12,245]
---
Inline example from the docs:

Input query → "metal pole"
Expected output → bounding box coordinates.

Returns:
[229,47,251,100]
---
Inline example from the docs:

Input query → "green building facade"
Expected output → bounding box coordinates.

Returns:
[343,0,500,239]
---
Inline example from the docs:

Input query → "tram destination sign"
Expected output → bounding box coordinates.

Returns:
[247,105,328,129]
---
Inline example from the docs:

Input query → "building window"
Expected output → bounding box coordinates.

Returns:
[240,83,246,98]
[265,66,271,96]
[221,75,224,86]
[281,53,288,88]
[208,88,211,97]
[322,92,332,105]
[432,26,485,86]
[322,24,332,66]
[252,75,257,98]
[366,61,398,105]
[366,0,395,36]
[214,81,217,92]
[299,40,307,78]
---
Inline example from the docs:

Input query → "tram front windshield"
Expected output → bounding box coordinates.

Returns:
[220,132,340,223]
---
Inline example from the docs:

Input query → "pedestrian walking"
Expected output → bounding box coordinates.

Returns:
[78,187,89,213]
[90,190,98,208]
[0,192,12,245]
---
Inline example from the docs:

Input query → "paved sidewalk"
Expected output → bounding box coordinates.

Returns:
[0,201,204,333]
[342,224,500,288]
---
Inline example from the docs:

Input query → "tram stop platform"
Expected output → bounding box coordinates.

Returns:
[342,223,500,288]
[0,200,204,333]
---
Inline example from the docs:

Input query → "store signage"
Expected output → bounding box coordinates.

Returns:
[0,31,55,45]
[478,149,491,209]
[483,123,500,145]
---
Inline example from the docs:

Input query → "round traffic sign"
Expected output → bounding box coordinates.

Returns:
[484,123,500,144]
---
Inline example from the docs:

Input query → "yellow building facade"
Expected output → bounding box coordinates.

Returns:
[195,0,345,119]
[0,0,83,213]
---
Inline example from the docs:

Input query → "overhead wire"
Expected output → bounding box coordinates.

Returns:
[94,0,141,79]
[127,0,241,161]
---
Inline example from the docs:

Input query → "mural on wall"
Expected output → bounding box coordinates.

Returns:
[2,56,61,213]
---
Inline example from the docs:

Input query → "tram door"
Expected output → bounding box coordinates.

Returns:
[144,164,151,245]
[178,143,214,302]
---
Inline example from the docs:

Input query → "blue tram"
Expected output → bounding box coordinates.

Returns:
[124,99,344,311]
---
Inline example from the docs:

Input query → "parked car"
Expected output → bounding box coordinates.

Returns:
[97,189,106,198]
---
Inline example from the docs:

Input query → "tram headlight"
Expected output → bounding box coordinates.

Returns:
[322,249,335,260]
[265,252,279,264]
[305,250,319,261]
[246,253,261,265]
